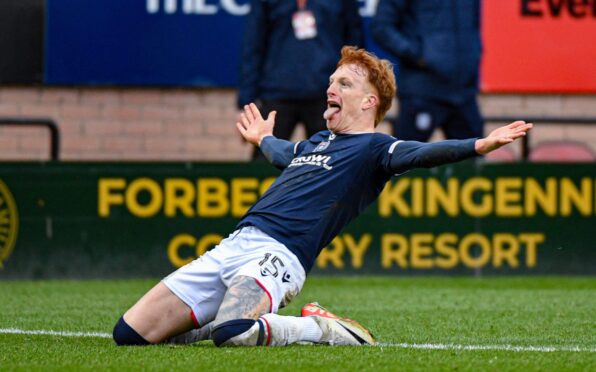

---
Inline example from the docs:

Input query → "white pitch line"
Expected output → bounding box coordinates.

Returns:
[1,328,594,353]
[377,342,596,353]
[0,328,111,339]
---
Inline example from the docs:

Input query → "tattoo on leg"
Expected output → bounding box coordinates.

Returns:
[215,276,271,325]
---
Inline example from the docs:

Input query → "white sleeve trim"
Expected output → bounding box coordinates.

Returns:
[293,141,302,155]
[388,140,403,154]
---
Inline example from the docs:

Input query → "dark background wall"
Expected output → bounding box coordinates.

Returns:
[0,0,44,83]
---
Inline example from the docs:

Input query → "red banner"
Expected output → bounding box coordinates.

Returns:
[481,0,596,93]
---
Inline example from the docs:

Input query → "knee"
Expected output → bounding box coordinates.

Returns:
[112,316,150,346]
[211,319,265,347]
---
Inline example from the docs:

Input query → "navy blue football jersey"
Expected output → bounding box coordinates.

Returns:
[238,130,477,272]
[238,130,405,273]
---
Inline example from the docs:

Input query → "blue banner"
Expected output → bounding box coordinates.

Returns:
[45,0,381,87]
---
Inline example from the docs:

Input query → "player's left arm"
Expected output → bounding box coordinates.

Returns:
[236,103,295,169]
[389,121,533,173]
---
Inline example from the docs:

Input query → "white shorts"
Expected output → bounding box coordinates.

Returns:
[163,226,306,328]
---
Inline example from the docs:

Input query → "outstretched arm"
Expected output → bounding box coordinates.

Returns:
[390,121,533,173]
[474,120,533,155]
[236,103,295,169]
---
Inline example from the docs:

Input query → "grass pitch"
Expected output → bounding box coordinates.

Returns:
[0,276,594,371]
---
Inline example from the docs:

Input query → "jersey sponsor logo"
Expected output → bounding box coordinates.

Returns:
[0,179,18,269]
[313,141,330,153]
[288,154,333,170]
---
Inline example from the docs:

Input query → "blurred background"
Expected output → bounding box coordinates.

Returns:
[0,0,595,279]
[0,0,594,162]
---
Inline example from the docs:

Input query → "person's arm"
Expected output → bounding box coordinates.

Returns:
[236,103,295,169]
[260,136,296,169]
[370,0,422,66]
[237,0,267,108]
[389,121,533,174]
[389,139,476,174]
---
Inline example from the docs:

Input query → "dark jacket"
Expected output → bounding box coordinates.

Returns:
[238,0,364,108]
[371,0,481,104]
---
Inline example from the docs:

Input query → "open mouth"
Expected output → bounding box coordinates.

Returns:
[324,101,341,120]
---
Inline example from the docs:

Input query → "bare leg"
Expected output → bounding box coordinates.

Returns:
[213,275,271,326]
[123,282,195,344]
[211,276,328,347]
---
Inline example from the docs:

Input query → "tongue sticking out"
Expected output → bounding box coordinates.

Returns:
[324,107,340,120]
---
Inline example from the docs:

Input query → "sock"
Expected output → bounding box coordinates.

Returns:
[112,316,150,346]
[166,322,213,344]
[260,314,322,346]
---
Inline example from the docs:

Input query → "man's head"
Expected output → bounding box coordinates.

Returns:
[324,46,396,133]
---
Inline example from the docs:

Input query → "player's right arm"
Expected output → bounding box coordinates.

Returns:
[236,103,294,169]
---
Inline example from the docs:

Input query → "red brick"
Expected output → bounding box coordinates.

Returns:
[123,120,164,135]
[19,135,51,152]
[61,104,102,120]
[523,95,563,116]
[162,90,201,105]
[62,135,101,152]
[163,120,205,136]
[144,136,185,152]
[183,139,222,156]
[183,106,222,120]
[0,87,40,103]
[121,89,162,104]
[561,95,596,116]
[81,89,121,104]
[0,103,21,116]
[63,151,103,160]
[141,105,181,120]
[101,136,143,152]
[102,104,142,120]
[83,120,123,135]
[480,94,523,116]
[20,103,61,118]
[40,88,80,104]
[201,89,236,107]
[59,119,84,135]
[0,137,18,151]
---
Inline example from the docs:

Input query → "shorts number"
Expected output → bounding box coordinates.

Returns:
[258,253,285,278]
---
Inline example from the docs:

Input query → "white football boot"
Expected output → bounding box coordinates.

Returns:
[301,302,377,346]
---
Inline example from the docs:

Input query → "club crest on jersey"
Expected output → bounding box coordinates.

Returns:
[0,179,19,269]
[313,141,330,152]
[288,154,333,170]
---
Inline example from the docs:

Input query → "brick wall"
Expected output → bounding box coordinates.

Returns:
[0,86,595,161]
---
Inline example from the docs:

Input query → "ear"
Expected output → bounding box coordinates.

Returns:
[361,94,379,111]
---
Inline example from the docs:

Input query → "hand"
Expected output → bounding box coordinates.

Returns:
[475,121,533,155]
[236,110,248,144]
[236,103,276,146]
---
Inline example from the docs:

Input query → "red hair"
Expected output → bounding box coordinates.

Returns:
[337,46,396,126]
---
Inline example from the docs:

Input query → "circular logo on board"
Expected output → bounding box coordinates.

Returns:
[0,179,18,268]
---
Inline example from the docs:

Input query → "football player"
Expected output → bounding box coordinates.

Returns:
[113,46,532,347]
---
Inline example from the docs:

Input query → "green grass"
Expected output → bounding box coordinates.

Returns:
[0,277,594,371]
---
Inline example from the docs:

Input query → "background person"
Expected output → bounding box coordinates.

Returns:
[371,0,483,141]
[238,0,364,159]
